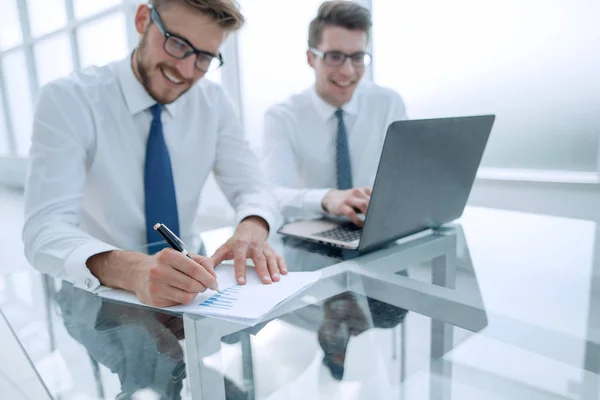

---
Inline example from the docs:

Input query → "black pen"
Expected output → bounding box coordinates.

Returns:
[153,223,221,293]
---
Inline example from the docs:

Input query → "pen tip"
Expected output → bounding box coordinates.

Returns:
[153,223,161,230]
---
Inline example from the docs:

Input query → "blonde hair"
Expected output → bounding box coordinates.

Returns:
[150,0,244,31]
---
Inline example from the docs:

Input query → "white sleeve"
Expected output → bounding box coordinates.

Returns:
[211,88,280,233]
[261,108,330,221]
[392,91,409,121]
[22,83,119,292]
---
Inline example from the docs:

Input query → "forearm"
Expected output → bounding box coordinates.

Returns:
[272,187,330,219]
[23,216,119,290]
[87,250,145,292]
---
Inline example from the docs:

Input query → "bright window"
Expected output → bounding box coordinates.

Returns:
[0,0,136,156]
[372,0,600,172]
[237,0,335,151]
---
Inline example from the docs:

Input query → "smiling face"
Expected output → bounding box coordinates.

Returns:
[132,3,227,104]
[308,25,368,108]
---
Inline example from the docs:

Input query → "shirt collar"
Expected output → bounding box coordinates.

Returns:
[116,54,177,118]
[310,84,359,121]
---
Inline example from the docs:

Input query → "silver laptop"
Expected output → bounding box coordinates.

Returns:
[278,115,495,253]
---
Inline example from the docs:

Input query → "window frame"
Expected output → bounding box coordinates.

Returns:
[0,0,139,156]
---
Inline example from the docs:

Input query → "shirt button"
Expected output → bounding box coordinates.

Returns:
[85,279,92,289]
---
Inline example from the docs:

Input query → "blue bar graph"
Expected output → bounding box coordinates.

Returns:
[199,285,241,311]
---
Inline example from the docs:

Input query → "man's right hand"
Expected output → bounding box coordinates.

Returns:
[87,249,218,307]
[321,187,372,227]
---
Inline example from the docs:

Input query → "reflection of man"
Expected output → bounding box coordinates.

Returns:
[56,282,247,399]
[262,1,407,226]
[318,292,408,380]
[23,0,287,309]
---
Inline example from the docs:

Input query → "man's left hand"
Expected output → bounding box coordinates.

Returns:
[211,216,288,285]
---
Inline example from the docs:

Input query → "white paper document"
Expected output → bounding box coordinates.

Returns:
[99,265,322,325]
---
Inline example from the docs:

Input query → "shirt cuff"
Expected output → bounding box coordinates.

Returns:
[303,189,331,215]
[64,241,120,293]
[236,208,277,239]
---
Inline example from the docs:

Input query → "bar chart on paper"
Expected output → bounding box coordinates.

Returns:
[169,265,322,324]
[200,286,241,310]
[100,264,321,325]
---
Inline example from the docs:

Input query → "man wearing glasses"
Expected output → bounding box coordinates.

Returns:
[262,1,408,227]
[23,0,287,308]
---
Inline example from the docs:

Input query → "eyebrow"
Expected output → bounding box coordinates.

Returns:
[157,13,220,58]
[319,48,367,53]
[169,30,219,58]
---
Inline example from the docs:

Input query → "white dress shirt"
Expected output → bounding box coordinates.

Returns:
[23,55,277,292]
[261,80,408,220]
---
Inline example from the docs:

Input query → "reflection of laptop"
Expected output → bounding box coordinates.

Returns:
[278,115,495,253]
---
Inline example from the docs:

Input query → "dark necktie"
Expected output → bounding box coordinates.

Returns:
[144,104,179,254]
[334,108,353,190]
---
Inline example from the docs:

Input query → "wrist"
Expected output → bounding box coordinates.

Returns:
[87,250,145,292]
[322,189,336,213]
[240,216,269,236]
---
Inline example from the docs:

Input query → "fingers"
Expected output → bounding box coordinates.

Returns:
[150,262,208,293]
[233,240,249,285]
[351,188,371,201]
[211,231,287,286]
[263,245,281,282]
[147,279,198,306]
[356,187,372,197]
[157,249,217,291]
[190,254,217,279]
[346,196,369,215]
[266,251,280,282]
[250,244,272,284]
[351,190,367,201]
[263,246,287,281]
[277,253,288,275]
[211,245,231,267]
[340,205,364,227]
[247,244,288,283]
[157,284,198,305]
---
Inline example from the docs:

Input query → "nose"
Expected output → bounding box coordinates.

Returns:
[176,55,196,80]
[338,56,356,76]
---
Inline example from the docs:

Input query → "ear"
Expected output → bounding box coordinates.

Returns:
[307,49,315,69]
[134,4,151,35]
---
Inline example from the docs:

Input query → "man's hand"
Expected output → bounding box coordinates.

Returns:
[322,187,372,227]
[87,249,218,308]
[211,216,288,285]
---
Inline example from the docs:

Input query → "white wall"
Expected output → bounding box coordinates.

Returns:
[469,179,600,222]
[372,0,600,172]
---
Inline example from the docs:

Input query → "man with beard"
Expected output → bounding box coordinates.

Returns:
[262,1,408,227]
[23,0,287,307]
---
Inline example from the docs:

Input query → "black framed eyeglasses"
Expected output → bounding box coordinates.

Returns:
[147,4,224,73]
[309,48,372,68]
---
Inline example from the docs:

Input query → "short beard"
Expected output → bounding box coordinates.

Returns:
[134,32,193,105]
[135,33,160,102]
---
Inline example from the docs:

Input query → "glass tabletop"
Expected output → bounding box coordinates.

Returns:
[0,308,52,399]
[200,284,484,400]
[2,206,600,399]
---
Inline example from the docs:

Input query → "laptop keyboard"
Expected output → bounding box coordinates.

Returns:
[314,225,363,243]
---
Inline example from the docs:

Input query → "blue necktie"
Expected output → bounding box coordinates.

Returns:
[145,104,179,254]
[335,108,353,190]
